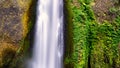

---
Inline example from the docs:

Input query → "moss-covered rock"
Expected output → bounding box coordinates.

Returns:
[0,0,36,68]
[71,0,120,68]
[0,42,18,68]
[0,0,33,42]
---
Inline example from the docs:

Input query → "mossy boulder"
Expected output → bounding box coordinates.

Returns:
[0,0,36,68]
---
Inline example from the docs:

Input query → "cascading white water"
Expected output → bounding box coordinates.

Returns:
[29,0,64,68]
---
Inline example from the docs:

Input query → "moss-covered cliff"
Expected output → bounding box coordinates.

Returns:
[67,0,120,68]
[0,0,36,68]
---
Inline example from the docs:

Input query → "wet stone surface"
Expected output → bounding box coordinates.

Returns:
[0,0,34,68]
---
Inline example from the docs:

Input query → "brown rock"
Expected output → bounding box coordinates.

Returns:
[0,0,35,67]
[92,0,116,22]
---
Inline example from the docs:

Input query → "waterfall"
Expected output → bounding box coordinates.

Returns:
[29,0,64,68]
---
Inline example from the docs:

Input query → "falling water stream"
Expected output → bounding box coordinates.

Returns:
[29,0,64,68]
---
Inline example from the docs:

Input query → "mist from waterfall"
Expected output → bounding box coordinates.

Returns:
[28,0,64,68]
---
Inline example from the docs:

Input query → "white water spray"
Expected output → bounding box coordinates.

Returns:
[29,0,64,68]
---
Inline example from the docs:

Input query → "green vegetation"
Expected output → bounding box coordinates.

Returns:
[6,1,37,68]
[66,0,120,68]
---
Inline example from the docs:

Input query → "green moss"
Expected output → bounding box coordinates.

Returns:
[71,0,120,68]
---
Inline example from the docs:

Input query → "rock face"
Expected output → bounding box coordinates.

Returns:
[0,0,31,43]
[92,0,118,22]
[0,0,36,67]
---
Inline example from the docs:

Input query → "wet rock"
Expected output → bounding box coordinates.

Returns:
[0,0,35,67]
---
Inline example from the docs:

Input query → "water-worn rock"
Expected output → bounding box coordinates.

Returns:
[0,0,36,67]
